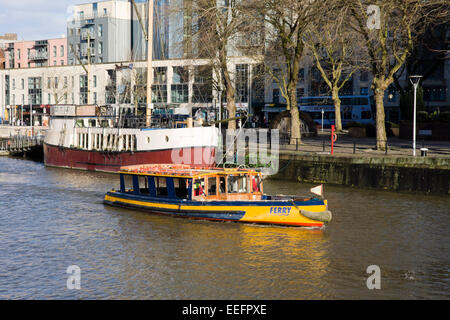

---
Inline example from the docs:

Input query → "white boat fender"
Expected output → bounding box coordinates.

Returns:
[300,209,332,223]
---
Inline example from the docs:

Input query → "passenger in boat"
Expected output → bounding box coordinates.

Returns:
[252,177,259,192]
[194,181,206,196]
[219,177,226,193]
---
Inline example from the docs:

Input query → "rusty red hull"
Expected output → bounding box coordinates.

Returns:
[43,143,216,173]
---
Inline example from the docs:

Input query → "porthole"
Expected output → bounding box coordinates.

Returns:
[165,136,169,142]
[147,137,151,144]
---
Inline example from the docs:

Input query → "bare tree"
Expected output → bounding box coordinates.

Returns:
[172,0,260,130]
[260,0,328,144]
[45,69,75,105]
[303,3,364,132]
[348,0,448,150]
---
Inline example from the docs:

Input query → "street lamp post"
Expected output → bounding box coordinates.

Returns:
[409,75,422,157]
[321,108,324,132]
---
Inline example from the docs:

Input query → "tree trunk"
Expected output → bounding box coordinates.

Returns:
[288,80,301,145]
[332,87,342,132]
[374,88,387,151]
[226,89,237,130]
[223,67,236,130]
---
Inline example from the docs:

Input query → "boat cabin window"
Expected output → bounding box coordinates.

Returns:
[219,176,226,193]
[139,176,149,195]
[155,177,168,197]
[228,175,247,194]
[120,174,134,193]
[174,178,189,198]
[208,177,217,196]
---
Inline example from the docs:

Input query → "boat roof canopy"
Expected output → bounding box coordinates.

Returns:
[119,164,261,179]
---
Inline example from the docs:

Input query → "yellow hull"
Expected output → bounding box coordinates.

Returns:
[104,192,328,228]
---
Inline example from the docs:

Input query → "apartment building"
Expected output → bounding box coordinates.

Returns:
[67,0,168,65]
[0,56,257,123]
[2,38,68,69]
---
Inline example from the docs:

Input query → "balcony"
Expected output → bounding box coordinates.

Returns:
[81,32,95,41]
[29,51,49,61]
[69,12,108,23]
[81,48,96,57]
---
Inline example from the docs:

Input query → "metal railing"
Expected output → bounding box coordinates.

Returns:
[278,136,450,157]
[0,135,44,154]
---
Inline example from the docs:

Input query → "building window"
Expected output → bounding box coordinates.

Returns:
[12,79,15,90]
[103,8,107,15]
[60,45,64,57]
[53,46,57,57]
[360,71,368,82]
[152,84,167,103]
[424,86,446,102]
[93,75,97,88]
[171,66,189,103]
[61,60,64,66]
[17,49,20,59]
[98,25,103,37]
[21,78,24,89]
[296,87,304,101]
[273,89,280,104]
[298,68,305,82]
[93,92,97,104]
[28,77,42,105]
[170,84,187,103]
[98,42,103,55]
[236,64,248,103]
[48,93,51,104]
[193,66,212,103]
[80,74,88,104]
[360,87,369,95]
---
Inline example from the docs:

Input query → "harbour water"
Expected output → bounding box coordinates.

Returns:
[0,157,448,299]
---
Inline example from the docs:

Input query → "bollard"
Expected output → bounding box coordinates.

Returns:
[331,125,338,155]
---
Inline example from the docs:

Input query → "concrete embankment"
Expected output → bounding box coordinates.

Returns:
[271,152,450,195]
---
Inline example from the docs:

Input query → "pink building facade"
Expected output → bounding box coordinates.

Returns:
[4,37,67,69]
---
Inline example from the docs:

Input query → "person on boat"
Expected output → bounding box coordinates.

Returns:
[252,177,259,192]
[194,181,206,196]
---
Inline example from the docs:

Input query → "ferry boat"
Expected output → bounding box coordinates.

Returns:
[43,105,219,172]
[104,164,332,228]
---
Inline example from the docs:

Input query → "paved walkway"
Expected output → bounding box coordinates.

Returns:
[279,129,450,158]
